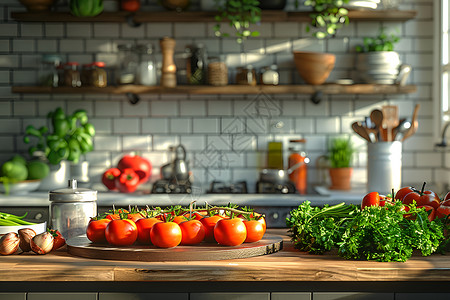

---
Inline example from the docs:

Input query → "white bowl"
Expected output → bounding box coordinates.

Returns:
[0,221,47,235]
[0,180,41,195]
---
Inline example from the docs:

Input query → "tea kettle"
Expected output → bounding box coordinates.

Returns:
[160,144,190,182]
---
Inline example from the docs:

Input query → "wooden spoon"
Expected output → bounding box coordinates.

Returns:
[382,105,399,142]
[352,121,371,142]
[402,104,420,141]
[370,109,383,141]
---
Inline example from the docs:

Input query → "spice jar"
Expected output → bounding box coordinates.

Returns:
[236,65,257,86]
[38,54,62,87]
[288,139,309,195]
[91,61,108,87]
[63,62,81,87]
[80,63,93,86]
[260,64,279,85]
[208,56,228,86]
[49,179,97,240]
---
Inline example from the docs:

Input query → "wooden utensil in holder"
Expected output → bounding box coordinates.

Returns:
[160,37,177,88]
[382,105,399,142]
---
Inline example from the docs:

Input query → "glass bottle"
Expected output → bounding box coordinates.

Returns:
[63,62,81,87]
[236,65,257,86]
[288,139,309,194]
[38,54,62,87]
[80,63,93,86]
[186,43,207,85]
[117,44,139,84]
[136,44,157,86]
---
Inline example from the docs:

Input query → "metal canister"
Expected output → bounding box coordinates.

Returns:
[49,179,97,240]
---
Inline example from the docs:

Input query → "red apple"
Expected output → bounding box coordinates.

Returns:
[436,199,450,219]
[395,186,416,201]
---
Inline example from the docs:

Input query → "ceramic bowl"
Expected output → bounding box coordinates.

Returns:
[0,180,41,195]
[293,51,336,85]
[18,0,57,11]
[0,221,47,236]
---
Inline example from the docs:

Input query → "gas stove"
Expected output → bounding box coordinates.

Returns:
[207,180,248,194]
[256,181,296,194]
[151,179,192,194]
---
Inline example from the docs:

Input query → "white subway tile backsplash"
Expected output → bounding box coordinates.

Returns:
[0,102,12,116]
[146,24,173,38]
[142,117,169,134]
[94,23,120,38]
[90,118,112,134]
[153,135,178,151]
[114,118,140,134]
[295,118,314,134]
[94,101,121,117]
[316,117,340,134]
[170,117,192,134]
[0,24,18,37]
[274,23,300,38]
[180,100,206,116]
[122,135,151,151]
[13,101,36,116]
[150,100,178,116]
[94,135,121,151]
[180,135,205,151]
[12,39,35,52]
[121,23,146,38]
[67,24,92,38]
[416,152,443,168]
[86,40,113,53]
[0,136,15,152]
[206,135,232,151]
[12,70,36,85]
[0,119,21,134]
[44,23,64,37]
[59,39,84,53]
[193,118,219,133]
[174,23,207,38]
[37,39,58,52]
[122,100,149,117]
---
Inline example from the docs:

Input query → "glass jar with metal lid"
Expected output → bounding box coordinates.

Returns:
[49,179,97,240]
[38,54,62,87]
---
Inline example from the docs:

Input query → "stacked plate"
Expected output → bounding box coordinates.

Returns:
[345,0,379,10]
[356,51,401,84]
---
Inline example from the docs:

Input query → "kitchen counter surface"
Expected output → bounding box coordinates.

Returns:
[1,229,450,283]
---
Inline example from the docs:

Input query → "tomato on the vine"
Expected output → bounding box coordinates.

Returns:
[179,219,205,245]
[128,211,144,223]
[200,215,223,242]
[86,218,111,243]
[173,215,188,224]
[418,205,436,222]
[437,199,450,219]
[105,219,137,246]
[106,208,129,220]
[395,186,416,201]
[243,220,265,243]
[214,218,247,246]
[150,221,182,248]
[47,229,66,250]
[361,192,380,209]
[135,217,161,244]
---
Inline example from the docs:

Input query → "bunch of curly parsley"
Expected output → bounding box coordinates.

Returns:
[286,201,359,254]
[287,201,450,262]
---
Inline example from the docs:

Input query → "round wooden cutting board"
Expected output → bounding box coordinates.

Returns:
[67,234,283,262]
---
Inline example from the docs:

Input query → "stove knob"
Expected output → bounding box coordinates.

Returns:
[272,212,279,220]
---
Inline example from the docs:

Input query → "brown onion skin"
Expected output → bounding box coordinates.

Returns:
[0,232,20,255]
[30,232,54,255]
[18,228,36,252]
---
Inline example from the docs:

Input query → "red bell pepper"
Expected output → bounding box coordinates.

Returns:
[102,168,121,191]
[115,168,140,193]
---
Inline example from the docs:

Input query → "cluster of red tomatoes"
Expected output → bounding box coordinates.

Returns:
[361,183,450,222]
[86,206,266,248]
[101,154,152,193]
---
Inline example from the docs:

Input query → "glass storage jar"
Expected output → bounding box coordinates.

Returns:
[260,64,280,85]
[63,62,81,87]
[117,44,139,84]
[91,61,108,87]
[38,54,62,87]
[49,179,97,240]
[208,56,228,86]
[186,43,208,85]
[80,63,93,86]
[136,44,157,86]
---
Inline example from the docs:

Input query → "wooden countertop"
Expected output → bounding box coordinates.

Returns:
[1,229,450,283]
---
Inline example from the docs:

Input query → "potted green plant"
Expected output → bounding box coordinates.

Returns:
[301,0,350,39]
[213,0,261,44]
[24,107,95,190]
[355,27,404,84]
[327,137,354,190]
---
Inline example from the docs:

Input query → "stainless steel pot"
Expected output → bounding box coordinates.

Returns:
[259,161,305,184]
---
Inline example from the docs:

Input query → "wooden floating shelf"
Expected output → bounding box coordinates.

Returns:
[11,10,417,23]
[11,84,417,95]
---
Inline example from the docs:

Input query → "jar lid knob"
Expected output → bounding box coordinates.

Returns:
[68,179,77,189]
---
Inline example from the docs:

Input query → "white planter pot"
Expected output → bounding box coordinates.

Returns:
[38,160,70,192]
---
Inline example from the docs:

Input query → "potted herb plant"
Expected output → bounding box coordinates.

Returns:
[354,27,404,84]
[213,0,261,44]
[327,137,354,190]
[24,107,95,190]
